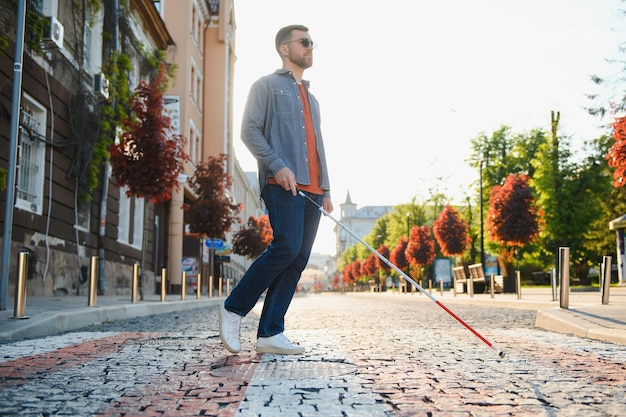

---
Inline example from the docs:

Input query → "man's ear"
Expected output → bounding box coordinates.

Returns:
[279,44,289,56]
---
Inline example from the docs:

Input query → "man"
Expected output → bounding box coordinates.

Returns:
[219,25,333,355]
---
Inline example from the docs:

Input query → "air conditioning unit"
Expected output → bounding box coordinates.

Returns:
[93,74,110,100]
[42,16,64,50]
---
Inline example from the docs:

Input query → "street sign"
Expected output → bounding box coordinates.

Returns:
[205,238,224,249]
[215,255,231,263]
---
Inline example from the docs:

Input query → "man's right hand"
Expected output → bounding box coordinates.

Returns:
[274,167,297,196]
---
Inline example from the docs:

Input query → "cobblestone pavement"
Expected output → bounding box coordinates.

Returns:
[1,293,625,416]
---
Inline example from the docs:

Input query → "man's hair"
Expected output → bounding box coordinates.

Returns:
[275,24,309,53]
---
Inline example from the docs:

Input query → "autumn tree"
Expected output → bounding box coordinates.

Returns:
[405,225,436,269]
[184,154,242,240]
[361,254,378,279]
[433,205,471,258]
[487,174,541,277]
[232,214,273,259]
[607,114,626,188]
[109,63,188,202]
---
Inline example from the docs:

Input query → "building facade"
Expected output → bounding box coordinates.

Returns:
[335,191,393,256]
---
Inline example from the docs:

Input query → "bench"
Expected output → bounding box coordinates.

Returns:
[452,266,467,294]
[368,279,381,292]
[468,263,487,295]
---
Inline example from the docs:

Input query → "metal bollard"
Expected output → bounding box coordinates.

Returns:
[227,277,231,297]
[551,268,558,301]
[12,251,29,319]
[516,270,522,300]
[490,274,495,299]
[209,275,214,299]
[469,276,474,298]
[196,273,202,299]
[439,279,443,296]
[601,256,612,305]
[559,247,570,309]
[131,263,139,303]
[219,276,223,298]
[161,267,167,302]
[88,256,98,307]
[181,271,186,301]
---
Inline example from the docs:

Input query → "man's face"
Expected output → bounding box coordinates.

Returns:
[284,30,314,69]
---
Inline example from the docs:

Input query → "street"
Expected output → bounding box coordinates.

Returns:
[1,292,625,416]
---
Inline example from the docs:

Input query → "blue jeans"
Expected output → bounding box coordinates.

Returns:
[224,185,322,338]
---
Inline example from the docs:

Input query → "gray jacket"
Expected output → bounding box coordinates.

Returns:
[241,69,331,198]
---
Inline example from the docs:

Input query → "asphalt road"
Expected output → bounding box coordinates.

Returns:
[1,292,625,416]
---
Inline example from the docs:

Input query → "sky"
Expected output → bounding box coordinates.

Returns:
[230,0,626,256]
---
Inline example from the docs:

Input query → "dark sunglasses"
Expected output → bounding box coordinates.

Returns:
[283,38,314,48]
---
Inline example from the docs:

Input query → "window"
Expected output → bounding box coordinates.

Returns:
[118,186,144,249]
[188,120,202,165]
[16,94,47,214]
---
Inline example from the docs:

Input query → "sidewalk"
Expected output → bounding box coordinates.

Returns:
[390,284,626,345]
[1,286,625,345]
[0,292,222,342]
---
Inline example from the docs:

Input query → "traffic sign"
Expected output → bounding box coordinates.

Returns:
[205,238,224,249]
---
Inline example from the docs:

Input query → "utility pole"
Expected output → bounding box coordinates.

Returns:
[0,0,27,310]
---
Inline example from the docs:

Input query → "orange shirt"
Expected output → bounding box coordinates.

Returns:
[269,83,323,195]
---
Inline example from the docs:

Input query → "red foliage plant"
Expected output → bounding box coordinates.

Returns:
[607,114,626,187]
[433,205,471,257]
[361,253,378,277]
[109,63,188,202]
[390,238,409,270]
[486,174,541,247]
[405,225,436,266]
[184,154,242,239]
[232,214,273,259]
[376,244,391,271]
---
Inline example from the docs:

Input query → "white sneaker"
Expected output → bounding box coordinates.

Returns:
[218,303,241,353]
[256,333,305,355]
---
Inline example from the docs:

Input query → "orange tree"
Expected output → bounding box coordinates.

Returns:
[376,244,391,288]
[433,205,471,260]
[486,174,541,278]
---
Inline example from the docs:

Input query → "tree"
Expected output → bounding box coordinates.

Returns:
[405,225,436,267]
[607,114,626,188]
[390,238,409,271]
[232,214,273,259]
[109,63,187,202]
[487,174,541,276]
[433,205,471,258]
[361,254,378,278]
[184,154,242,239]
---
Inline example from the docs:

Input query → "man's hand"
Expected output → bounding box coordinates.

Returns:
[322,197,333,214]
[274,167,297,196]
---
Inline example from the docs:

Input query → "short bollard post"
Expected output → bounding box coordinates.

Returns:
[227,277,231,296]
[439,279,443,296]
[161,267,167,302]
[13,251,29,319]
[181,271,186,301]
[469,276,474,298]
[209,275,214,299]
[601,256,612,305]
[219,276,223,298]
[131,263,139,303]
[551,268,558,301]
[196,273,202,299]
[559,247,570,309]
[516,270,522,300]
[88,256,98,307]
[490,274,495,299]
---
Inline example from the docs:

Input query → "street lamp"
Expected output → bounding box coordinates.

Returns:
[479,159,486,267]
